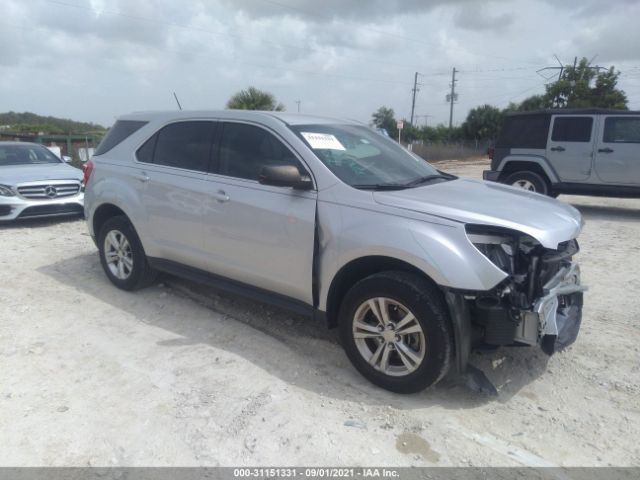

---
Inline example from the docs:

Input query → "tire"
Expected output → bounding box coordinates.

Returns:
[98,215,157,291]
[338,271,453,394]
[503,170,551,196]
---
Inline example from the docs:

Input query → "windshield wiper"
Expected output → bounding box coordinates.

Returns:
[403,173,455,188]
[352,183,408,191]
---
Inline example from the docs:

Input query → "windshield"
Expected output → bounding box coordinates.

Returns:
[291,124,451,189]
[0,144,63,166]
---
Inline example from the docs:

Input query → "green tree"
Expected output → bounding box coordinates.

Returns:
[371,106,398,138]
[505,94,546,112]
[226,87,285,111]
[461,104,503,141]
[544,58,628,108]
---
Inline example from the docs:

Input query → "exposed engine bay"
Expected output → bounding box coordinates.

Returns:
[465,225,586,355]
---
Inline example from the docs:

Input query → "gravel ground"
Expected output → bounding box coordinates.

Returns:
[1,159,639,466]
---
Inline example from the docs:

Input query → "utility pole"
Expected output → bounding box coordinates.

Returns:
[415,114,433,127]
[448,67,457,131]
[410,72,420,125]
[295,100,301,113]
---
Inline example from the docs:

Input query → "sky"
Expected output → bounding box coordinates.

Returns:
[1,0,640,128]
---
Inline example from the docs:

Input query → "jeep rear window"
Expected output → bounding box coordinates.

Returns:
[496,114,550,149]
[94,120,148,156]
[551,117,593,142]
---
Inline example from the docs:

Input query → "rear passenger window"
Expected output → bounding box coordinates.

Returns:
[551,117,593,142]
[603,117,640,143]
[150,121,216,172]
[136,133,157,164]
[219,123,301,181]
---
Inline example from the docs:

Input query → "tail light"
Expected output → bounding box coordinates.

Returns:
[82,160,94,186]
[487,147,494,160]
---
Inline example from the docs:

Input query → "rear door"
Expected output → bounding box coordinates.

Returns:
[203,121,317,304]
[135,120,217,268]
[546,115,595,182]
[594,115,640,185]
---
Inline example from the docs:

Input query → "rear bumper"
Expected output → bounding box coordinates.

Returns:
[482,170,500,182]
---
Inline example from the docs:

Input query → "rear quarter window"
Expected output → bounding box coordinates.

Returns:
[496,114,550,149]
[94,120,148,156]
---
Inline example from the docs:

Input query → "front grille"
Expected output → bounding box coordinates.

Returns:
[17,182,81,199]
[18,203,84,218]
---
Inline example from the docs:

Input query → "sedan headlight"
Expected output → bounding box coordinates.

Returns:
[0,184,15,197]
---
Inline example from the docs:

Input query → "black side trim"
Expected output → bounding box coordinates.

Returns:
[554,182,640,198]
[148,257,315,317]
[443,289,472,374]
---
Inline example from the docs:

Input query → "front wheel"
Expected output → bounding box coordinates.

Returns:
[503,170,551,196]
[338,271,453,393]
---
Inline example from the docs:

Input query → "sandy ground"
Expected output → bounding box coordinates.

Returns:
[1,159,639,467]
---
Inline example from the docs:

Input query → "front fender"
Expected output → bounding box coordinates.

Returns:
[317,203,507,312]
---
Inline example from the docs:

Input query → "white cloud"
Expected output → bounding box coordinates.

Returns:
[0,0,638,126]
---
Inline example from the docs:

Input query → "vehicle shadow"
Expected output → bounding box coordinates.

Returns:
[39,252,551,411]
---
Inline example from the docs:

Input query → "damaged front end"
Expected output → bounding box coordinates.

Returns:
[464,224,586,356]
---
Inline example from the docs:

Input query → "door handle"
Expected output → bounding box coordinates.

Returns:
[135,172,150,183]
[212,190,230,203]
[550,146,566,152]
[598,148,614,153]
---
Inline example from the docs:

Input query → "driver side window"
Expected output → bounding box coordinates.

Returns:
[219,122,301,181]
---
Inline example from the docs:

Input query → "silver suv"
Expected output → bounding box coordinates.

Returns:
[484,109,640,197]
[84,111,586,393]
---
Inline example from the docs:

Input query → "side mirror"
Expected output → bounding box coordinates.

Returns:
[258,165,313,190]
[62,155,72,163]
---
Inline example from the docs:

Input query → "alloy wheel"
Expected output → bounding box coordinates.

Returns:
[513,179,536,191]
[103,229,134,280]
[352,297,426,377]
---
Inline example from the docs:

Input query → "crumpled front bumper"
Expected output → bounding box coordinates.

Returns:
[534,262,586,354]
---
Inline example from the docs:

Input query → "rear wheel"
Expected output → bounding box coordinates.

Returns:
[98,215,157,291]
[503,170,551,196]
[338,271,453,393]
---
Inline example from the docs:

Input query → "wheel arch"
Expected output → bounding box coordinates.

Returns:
[324,255,438,329]
[92,203,130,240]
[497,156,559,184]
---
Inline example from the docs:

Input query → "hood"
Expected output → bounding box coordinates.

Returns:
[373,178,583,249]
[0,163,83,185]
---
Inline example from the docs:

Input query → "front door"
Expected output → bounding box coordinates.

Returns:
[204,121,317,305]
[546,115,595,182]
[594,115,640,186]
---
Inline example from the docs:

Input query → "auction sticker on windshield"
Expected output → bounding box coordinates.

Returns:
[300,132,346,150]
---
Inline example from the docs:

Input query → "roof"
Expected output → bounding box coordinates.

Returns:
[118,110,362,126]
[505,108,640,117]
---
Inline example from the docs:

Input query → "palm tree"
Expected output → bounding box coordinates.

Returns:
[226,87,285,111]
